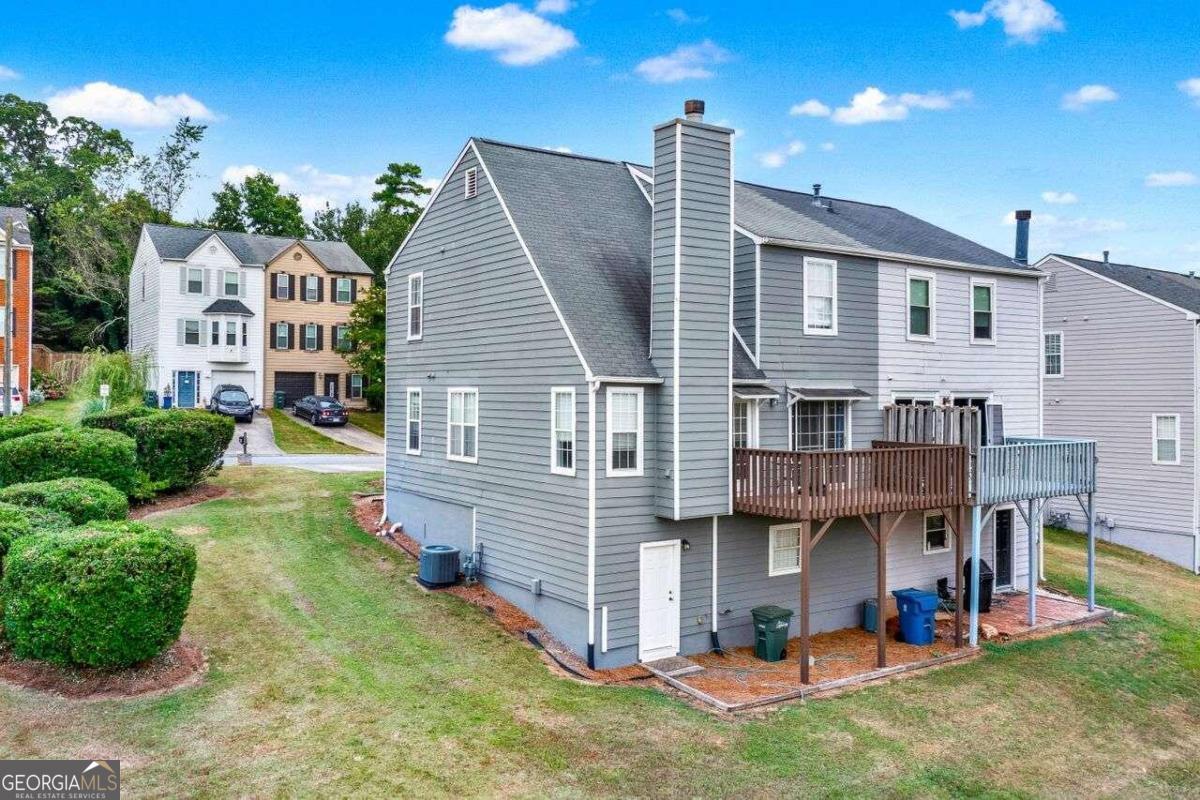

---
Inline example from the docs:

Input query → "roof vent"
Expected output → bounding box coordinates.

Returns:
[1102,250,1109,264]
[1013,209,1031,265]
[811,183,833,211]
[684,99,705,122]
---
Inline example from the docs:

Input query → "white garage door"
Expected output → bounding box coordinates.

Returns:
[210,371,256,401]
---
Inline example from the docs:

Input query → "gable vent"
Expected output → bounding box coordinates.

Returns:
[464,167,478,199]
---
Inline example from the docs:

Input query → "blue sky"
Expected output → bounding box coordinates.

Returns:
[4,0,1198,267]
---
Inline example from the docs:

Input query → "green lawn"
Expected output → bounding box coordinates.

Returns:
[349,409,384,438]
[24,397,83,425]
[265,408,365,455]
[2,470,1198,798]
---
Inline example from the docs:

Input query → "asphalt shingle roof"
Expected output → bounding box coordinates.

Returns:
[202,299,255,316]
[1050,254,1200,315]
[144,224,371,275]
[0,208,31,246]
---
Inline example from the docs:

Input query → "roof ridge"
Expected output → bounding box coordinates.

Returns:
[473,137,629,167]
[734,179,897,211]
[1054,253,1190,276]
[143,221,351,249]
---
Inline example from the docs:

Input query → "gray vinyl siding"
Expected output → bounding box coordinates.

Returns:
[1042,259,1198,571]
[385,148,592,645]
[649,120,732,519]
[733,234,757,355]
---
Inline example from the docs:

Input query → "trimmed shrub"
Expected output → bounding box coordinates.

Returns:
[0,478,129,525]
[0,428,139,495]
[0,415,59,444]
[124,410,233,492]
[81,404,155,432]
[0,502,72,565]
[1,521,197,668]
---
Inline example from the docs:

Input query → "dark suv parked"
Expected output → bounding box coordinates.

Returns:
[208,385,254,423]
[293,395,348,426]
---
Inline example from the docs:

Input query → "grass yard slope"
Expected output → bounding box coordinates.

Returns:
[2,469,1198,798]
[265,408,365,455]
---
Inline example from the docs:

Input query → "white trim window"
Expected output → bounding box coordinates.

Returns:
[970,278,996,343]
[907,270,936,341]
[733,399,759,449]
[349,373,364,400]
[304,323,318,351]
[768,524,803,576]
[923,512,951,554]
[447,388,478,463]
[275,272,290,300]
[407,273,423,341]
[223,270,240,297]
[406,388,421,455]
[464,166,478,199]
[1044,332,1063,377]
[803,257,838,335]
[305,275,319,302]
[606,386,643,477]
[183,319,201,345]
[1152,414,1180,465]
[275,322,289,350]
[550,387,576,476]
[791,399,849,452]
[335,278,352,304]
[187,267,204,295]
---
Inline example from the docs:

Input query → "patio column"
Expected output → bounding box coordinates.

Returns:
[799,520,812,685]
[1086,492,1096,611]
[954,506,965,648]
[1027,499,1038,626]
[969,505,982,647]
[876,515,888,670]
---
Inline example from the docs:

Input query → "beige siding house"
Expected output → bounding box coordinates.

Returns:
[265,241,373,407]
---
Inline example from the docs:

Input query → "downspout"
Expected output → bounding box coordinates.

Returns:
[1194,322,1200,575]
[1038,274,1046,581]
[710,515,723,653]
[587,377,598,667]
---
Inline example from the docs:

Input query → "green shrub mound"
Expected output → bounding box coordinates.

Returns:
[0,415,59,444]
[0,478,129,525]
[83,407,232,493]
[0,428,139,495]
[1,521,197,668]
[80,404,155,432]
[0,502,72,564]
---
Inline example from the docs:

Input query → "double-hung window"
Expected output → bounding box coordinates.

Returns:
[606,387,643,476]
[335,278,352,303]
[349,374,364,400]
[907,270,935,340]
[406,389,421,454]
[1153,414,1180,465]
[970,279,996,343]
[792,399,849,451]
[275,322,289,350]
[224,270,240,297]
[447,388,478,462]
[305,275,319,302]
[334,324,350,352]
[550,388,575,475]
[407,273,423,340]
[304,323,318,351]
[187,268,203,295]
[768,525,803,576]
[733,399,759,449]
[1044,332,1063,377]
[225,321,238,346]
[184,320,200,345]
[803,257,837,335]
[923,512,950,554]
[210,320,221,345]
[276,272,290,300]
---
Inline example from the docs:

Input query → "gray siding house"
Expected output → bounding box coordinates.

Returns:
[385,102,1096,672]
[1039,253,1200,573]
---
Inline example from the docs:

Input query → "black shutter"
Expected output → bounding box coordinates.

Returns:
[316,324,324,351]
[288,274,295,301]
[269,323,276,349]
[317,276,324,302]
[269,274,277,299]
[350,279,358,302]
[287,323,295,350]
[345,373,352,397]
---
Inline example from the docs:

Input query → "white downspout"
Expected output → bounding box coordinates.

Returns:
[587,378,599,663]
[1193,322,1199,574]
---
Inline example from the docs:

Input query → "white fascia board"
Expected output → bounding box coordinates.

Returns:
[1036,254,1200,322]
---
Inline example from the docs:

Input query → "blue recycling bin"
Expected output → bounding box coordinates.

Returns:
[892,588,938,645]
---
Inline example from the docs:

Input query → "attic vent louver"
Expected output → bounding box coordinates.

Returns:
[464,167,478,199]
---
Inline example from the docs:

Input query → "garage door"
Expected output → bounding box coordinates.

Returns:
[211,371,256,401]
[274,372,315,407]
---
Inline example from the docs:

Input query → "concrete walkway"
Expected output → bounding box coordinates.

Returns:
[306,417,386,454]
[222,453,384,473]
[223,412,283,457]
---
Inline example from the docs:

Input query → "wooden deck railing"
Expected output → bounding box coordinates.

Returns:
[733,445,970,521]
[976,437,1097,505]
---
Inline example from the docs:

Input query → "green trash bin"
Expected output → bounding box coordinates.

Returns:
[751,605,794,662]
[273,390,286,409]
[143,390,159,409]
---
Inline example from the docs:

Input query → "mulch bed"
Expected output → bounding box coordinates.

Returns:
[0,637,206,701]
[130,483,228,519]
[351,494,651,685]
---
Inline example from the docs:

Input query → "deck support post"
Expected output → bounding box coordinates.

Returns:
[799,520,812,685]
[954,506,965,648]
[876,514,889,670]
[1027,499,1038,626]
[968,505,982,647]
[1086,492,1096,611]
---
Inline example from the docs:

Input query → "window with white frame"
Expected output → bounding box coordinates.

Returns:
[803,257,838,335]
[276,272,290,300]
[187,268,203,295]
[406,389,421,454]
[304,323,318,351]
[408,273,423,340]
[447,388,478,462]
[210,320,220,346]
[275,322,289,350]
[606,387,643,476]
[893,395,936,406]
[349,374,364,400]
[464,167,478,199]
[335,278,352,303]
[223,270,240,297]
[1153,414,1180,465]
[971,279,995,342]
[733,399,759,449]
[225,321,238,346]
[305,275,318,302]
[907,271,935,339]
[768,525,803,576]
[184,320,200,345]
[791,399,848,451]
[923,512,950,554]
[551,388,575,475]
[1044,332,1063,377]
[334,324,350,352]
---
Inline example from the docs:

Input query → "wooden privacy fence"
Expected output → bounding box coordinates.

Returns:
[883,404,980,447]
[31,345,89,385]
[733,445,970,521]
[976,437,1097,505]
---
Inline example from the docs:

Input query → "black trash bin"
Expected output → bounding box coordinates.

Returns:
[962,558,994,613]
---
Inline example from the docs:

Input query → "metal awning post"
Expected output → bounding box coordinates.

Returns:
[968,505,982,647]
[799,520,812,685]
[1027,499,1038,626]
[1086,492,1096,611]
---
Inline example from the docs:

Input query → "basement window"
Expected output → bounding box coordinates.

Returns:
[923,512,950,554]
[768,525,803,577]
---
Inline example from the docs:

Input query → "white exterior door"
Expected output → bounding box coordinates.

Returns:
[638,540,681,662]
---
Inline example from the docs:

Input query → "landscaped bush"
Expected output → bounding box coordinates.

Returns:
[0,415,59,444]
[0,478,129,525]
[81,403,155,432]
[83,407,232,493]
[1,521,197,668]
[74,349,151,408]
[0,501,72,566]
[0,428,139,496]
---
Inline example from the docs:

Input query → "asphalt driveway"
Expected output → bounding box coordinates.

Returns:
[223,411,283,457]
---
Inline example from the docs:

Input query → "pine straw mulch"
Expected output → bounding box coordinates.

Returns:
[0,637,207,701]
[351,494,651,685]
[130,483,228,519]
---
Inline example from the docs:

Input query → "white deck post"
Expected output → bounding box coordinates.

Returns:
[1027,498,1037,626]
[969,505,982,647]
[1086,492,1096,611]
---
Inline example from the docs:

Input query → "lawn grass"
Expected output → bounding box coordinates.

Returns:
[265,408,365,455]
[348,409,384,438]
[24,397,83,425]
[2,472,1198,798]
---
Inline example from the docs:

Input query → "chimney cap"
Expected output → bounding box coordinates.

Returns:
[1103,249,1110,264]
[683,99,705,120]
[1015,209,1032,221]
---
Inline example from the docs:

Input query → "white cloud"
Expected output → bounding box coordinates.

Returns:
[0,65,19,81]
[1179,77,1200,105]
[790,99,831,118]
[949,0,1064,44]
[534,0,570,12]
[46,81,217,127]
[1002,210,1126,237]
[546,145,573,153]
[445,4,578,66]
[829,87,971,125]
[634,40,731,83]
[1145,171,1198,188]
[1041,190,1077,205]
[666,8,707,24]
[757,141,805,169]
[820,142,836,152]
[1061,84,1118,111]
[219,163,420,216]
